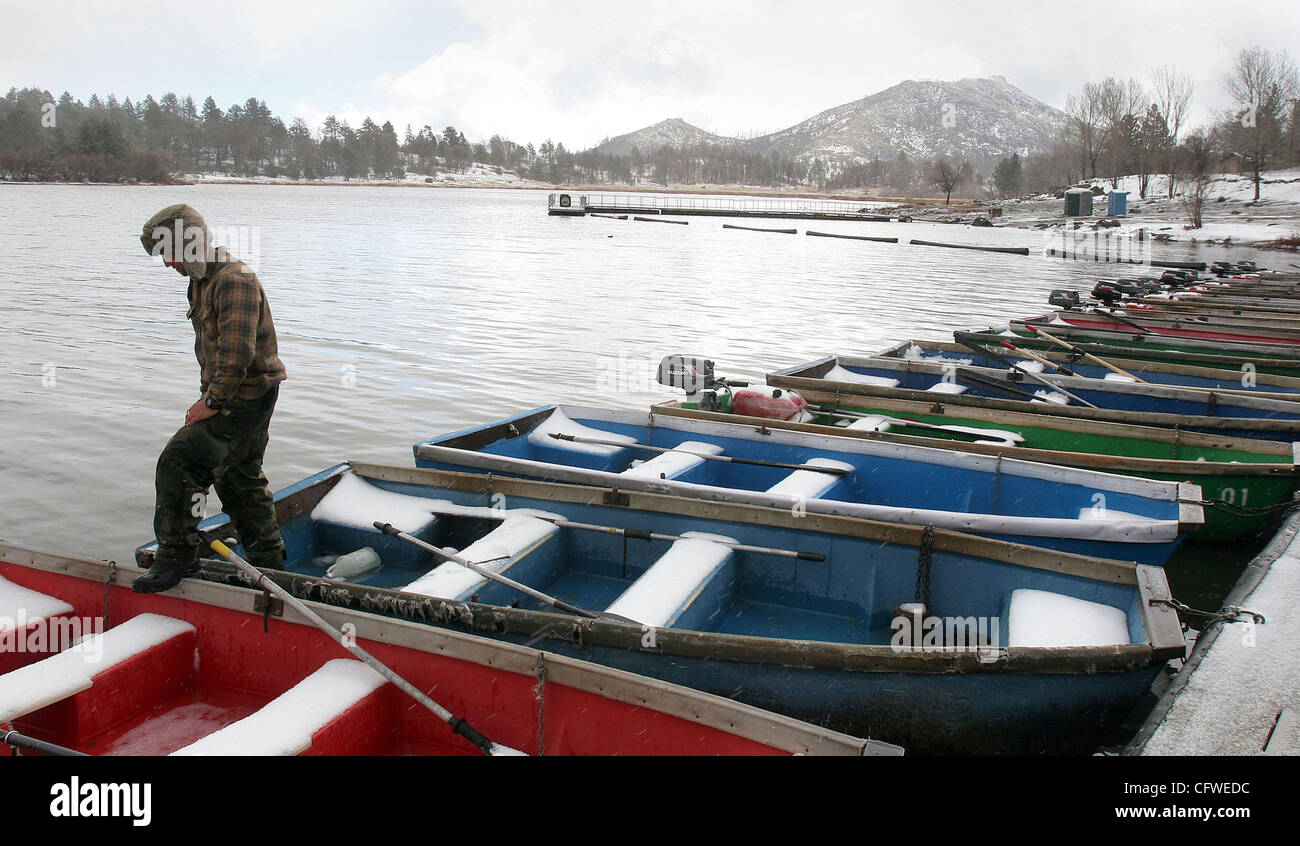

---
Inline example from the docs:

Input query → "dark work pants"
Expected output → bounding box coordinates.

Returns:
[153,385,283,568]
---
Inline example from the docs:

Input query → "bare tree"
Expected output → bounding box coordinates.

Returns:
[1179,128,1215,229]
[1065,82,1106,179]
[930,156,965,204]
[1150,64,1193,198]
[1224,46,1299,200]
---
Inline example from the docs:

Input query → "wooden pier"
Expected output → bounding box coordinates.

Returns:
[1128,506,1300,755]
[548,191,906,222]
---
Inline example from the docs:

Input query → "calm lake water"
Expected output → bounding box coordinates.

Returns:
[0,183,1273,567]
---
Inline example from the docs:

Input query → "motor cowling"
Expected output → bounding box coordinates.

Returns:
[731,386,807,421]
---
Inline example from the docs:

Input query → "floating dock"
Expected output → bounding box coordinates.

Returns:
[548,192,907,222]
[1128,506,1300,755]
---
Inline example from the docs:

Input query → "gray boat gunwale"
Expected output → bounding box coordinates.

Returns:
[133,461,1187,673]
[768,354,1300,436]
[879,338,1300,400]
[414,403,1203,541]
[650,399,1300,479]
[0,540,895,756]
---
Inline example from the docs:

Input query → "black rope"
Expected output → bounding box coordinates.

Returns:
[914,525,933,610]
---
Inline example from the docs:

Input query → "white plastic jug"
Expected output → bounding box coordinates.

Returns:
[326,547,381,580]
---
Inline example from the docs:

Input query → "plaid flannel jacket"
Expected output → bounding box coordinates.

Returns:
[187,250,286,404]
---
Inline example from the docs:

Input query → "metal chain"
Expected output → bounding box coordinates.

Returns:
[1199,496,1300,518]
[915,525,934,610]
[102,561,117,629]
[1149,597,1265,627]
[535,653,547,758]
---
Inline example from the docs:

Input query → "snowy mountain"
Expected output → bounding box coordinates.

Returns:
[592,118,739,157]
[591,77,1066,171]
[751,76,1066,170]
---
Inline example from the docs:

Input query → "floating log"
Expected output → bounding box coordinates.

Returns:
[589,213,629,220]
[634,216,689,225]
[910,239,1030,256]
[723,224,798,234]
[807,231,899,244]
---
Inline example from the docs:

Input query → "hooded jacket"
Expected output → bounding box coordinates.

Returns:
[141,204,286,404]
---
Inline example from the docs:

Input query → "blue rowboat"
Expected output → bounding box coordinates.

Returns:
[880,339,1300,399]
[768,354,1300,441]
[409,405,1203,565]
[136,461,1185,754]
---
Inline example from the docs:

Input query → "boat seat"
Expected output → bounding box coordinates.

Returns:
[825,364,900,388]
[619,441,723,481]
[310,471,444,570]
[845,415,896,432]
[0,575,76,675]
[605,533,736,629]
[766,458,855,500]
[0,614,197,744]
[527,408,636,471]
[400,515,561,603]
[172,659,390,756]
[925,382,968,395]
[1004,589,1130,648]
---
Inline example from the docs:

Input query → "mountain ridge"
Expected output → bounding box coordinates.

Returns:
[591,76,1066,171]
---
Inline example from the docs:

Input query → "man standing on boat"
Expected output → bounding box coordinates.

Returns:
[135,204,287,593]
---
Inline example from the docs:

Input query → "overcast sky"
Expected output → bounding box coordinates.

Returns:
[5,0,1298,148]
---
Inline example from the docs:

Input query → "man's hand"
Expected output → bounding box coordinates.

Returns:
[185,397,219,427]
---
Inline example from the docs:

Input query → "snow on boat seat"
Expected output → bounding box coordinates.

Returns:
[172,660,388,756]
[310,471,442,570]
[0,614,197,737]
[400,514,561,603]
[619,440,723,482]
[925,381,968,395]
[527,408,636,471]
[1005,589,1130,648]
[605,533,736,630]
[0,575,75,674]
[1078,507,1150,524]
[825,364,900,388]
[766,457,855,501]
[845,415,1024,446]
[845,415,896,433]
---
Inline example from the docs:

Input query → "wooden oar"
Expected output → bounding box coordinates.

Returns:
[203,534,511,756]
[546,433,852,475]
[1024,325,1148,383]
[953,334,1098,408]
[1085,308,1151,334]
[807,404,1024,446]
[998,340,1079,376]
[375,522,636,622]
[418,506,826,561]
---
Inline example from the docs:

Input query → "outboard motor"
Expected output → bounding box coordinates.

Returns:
[1048,289,1082,310]
[1092,280,1142,305]
[1237,260,1258,272]
[657,353,753,414]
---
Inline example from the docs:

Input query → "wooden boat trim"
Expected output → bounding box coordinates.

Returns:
[883,339,1300,398]
[349,461,1140,584]
[0,541,890,756]
[127,547,1168,676]
[768,358,1300,435]
[958,329,1300,373]
[415,406,1196,542]
[833,352,1300,412]
[651,400,1299,479]
[1006,319,1300,359]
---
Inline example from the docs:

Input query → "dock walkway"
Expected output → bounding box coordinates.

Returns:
[1130,507,1300,755]
[548,191,906,222]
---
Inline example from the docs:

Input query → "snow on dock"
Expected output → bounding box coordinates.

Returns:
[1132,508,1300,755]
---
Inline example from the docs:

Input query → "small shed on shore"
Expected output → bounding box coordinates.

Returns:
[1065,188,1093,217]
